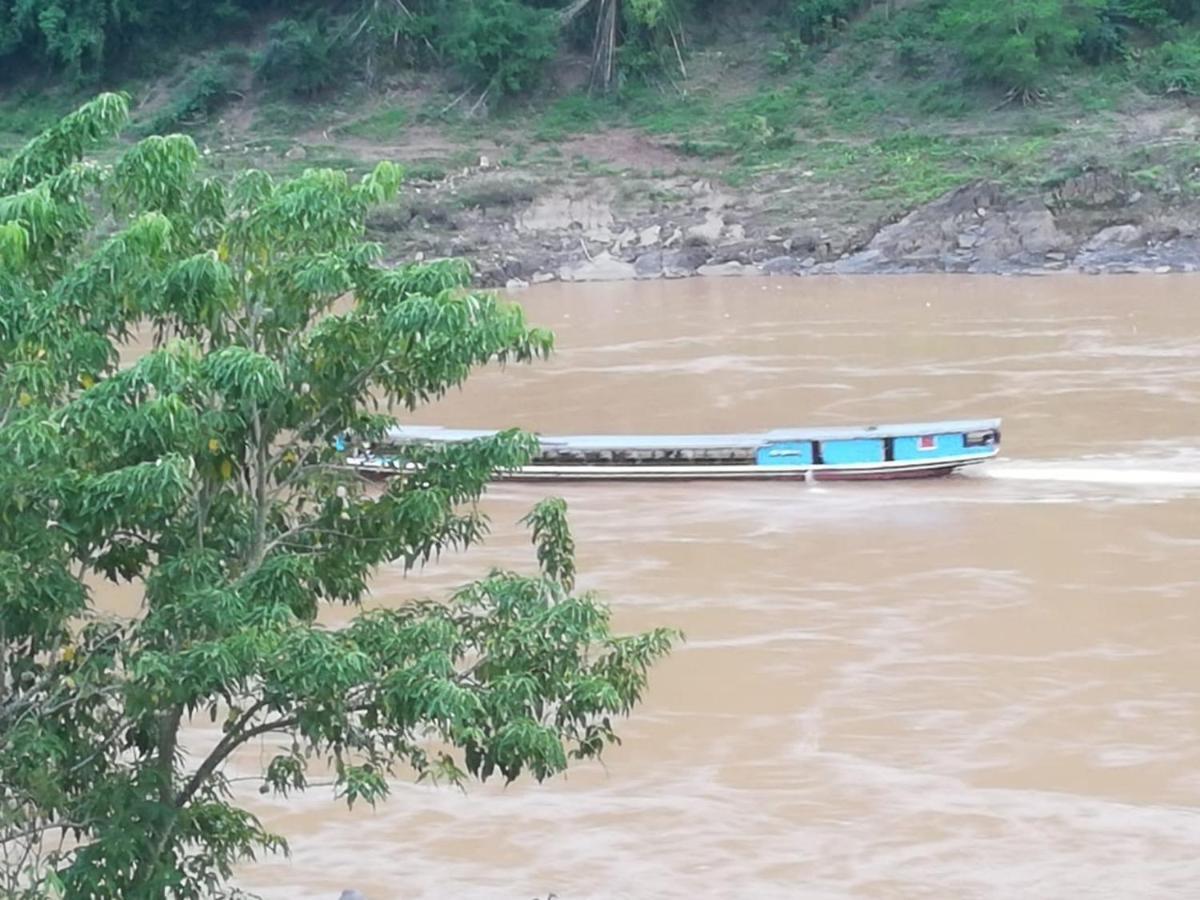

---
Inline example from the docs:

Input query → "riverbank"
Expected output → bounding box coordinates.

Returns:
[8,6,1200,287]
[369,160,1200,287]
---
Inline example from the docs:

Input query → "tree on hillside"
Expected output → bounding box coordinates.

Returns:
[0,0,276,79]
[938,0,1106,101]
[0,93,675,898]
[561,0,689,93]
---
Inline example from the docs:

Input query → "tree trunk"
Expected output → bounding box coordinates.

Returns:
[589,0,619,94]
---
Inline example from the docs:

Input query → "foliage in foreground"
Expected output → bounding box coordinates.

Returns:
[0,93,676,898]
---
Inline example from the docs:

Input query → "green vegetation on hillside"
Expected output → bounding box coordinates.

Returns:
[5,1,1200,228]
[6,1,1200,101]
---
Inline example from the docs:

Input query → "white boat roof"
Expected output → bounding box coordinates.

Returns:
[378,419,1001,451]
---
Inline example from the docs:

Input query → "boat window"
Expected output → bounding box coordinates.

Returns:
[964,430,996,447]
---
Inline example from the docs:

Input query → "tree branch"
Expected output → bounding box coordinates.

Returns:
[560,0,593,24]
[175,702,291,809]
[0,819,86,846]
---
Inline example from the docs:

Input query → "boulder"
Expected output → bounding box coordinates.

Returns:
[1007,203,1067,255]
[697,261,754,277]
[611,226,637,251]
[638,224,662,247]
[1084,224,1142,250]
[518,192,615,242]
[633,251,663,279]
[786,229,820,254]
[761,256,802,275]
[685,212,725,246]
[558,252,636,282]
[661,247,707,278]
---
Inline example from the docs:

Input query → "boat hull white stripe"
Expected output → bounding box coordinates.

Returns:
[346,451,997,481]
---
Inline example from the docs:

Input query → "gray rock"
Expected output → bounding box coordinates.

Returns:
[611,226,637,251]
[787,229,820,254]
[558,252,636,282]
[339,891,367,900]
[1050,169,1128,208]
[1009,204,1066,255]
[941,253,975,273]
[517,192,615,242]
[761,255,802,275]
[633,251,663,279]
[724,223,746,243]
[837,182,1074,272]
[284,145,307,161]
[832,248,886,274]
[685,213,725,246]
[638,224,661,247]
[1084,224,1142,250]
[661,247,707,278]
[697,261,754,277]
[531,271,556,284]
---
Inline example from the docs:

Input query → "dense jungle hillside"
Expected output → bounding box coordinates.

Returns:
[5,1,1200,281]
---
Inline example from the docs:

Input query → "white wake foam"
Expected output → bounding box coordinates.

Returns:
[977,463,1200,488]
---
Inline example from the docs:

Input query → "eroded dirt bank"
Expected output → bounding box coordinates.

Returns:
[369,161,1200,286]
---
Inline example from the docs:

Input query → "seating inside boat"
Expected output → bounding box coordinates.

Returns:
[533,446,757,466]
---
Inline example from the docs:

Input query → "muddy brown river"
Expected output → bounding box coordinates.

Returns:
[158,276,1200,898]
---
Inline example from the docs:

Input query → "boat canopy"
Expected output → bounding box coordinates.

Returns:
[376,419,1002,452]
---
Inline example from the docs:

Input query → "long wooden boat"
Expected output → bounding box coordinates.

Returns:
[344,418,1001,482]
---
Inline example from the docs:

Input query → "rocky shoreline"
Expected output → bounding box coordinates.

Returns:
[373,166,1200,287]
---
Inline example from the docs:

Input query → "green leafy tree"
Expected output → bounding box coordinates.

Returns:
[254,16,341,98]
[1138,32,1200,93]
[0,0,277,80]
[444,0,559,98]
[0,0,122,77]
[938,0,1106,99]
[0,94,675,898]
[1113,0,1200,28]
[560,0,691,93]
[783,0,869,45]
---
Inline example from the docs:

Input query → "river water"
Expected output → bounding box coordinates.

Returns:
[182,275,1200,898]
